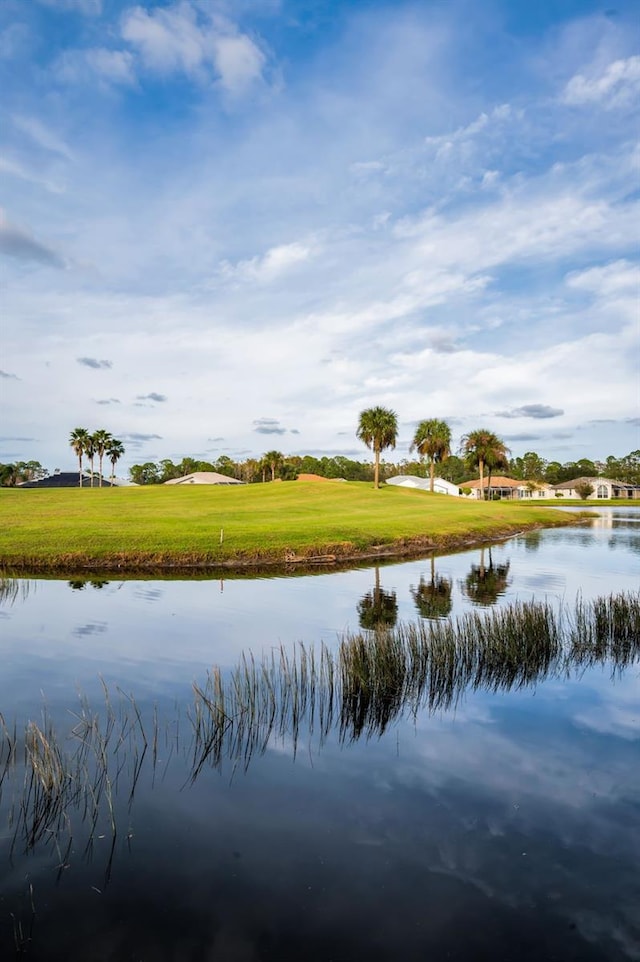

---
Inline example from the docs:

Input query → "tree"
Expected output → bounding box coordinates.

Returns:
[0,463,20,487]
[263,450,284,482]
[85,434,97,487]
[575,481,595,500]
[106,438,125,484]
[460,429,509,500]
[356,406,398,489]
[410,419,452,492]
[69,428,90,487]
[92,429,112,487]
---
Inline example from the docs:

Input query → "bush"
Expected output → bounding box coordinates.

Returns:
[575,481,595,500]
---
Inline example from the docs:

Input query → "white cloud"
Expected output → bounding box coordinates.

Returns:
[0,155,65,194]
[565,259,639,297]
[563,55,640,108]
[11,115,75,162]
[120,2,266,93]
[65,47,137,86]
[219,241,315,283]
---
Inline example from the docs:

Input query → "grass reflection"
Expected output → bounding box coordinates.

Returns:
[0,592,638,876]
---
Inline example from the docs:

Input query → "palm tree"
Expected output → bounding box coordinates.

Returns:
[460,429,509,500]
[85,434,97,487]
[92,429,112,487]
[410,419,452,492]
[263,450,283,482]
[106,438,125,485]
[356,406,398,489]
[69,428,90,487]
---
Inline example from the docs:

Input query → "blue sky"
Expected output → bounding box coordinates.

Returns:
[1,0,639,473]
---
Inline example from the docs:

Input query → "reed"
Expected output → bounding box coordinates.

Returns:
[1,592,638,869]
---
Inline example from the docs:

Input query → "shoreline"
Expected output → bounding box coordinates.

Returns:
[0,517,584,578]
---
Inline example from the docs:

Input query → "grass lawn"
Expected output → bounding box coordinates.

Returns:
[0,481,581,571]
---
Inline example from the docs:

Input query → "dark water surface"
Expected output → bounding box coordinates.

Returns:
[0,507,638,960]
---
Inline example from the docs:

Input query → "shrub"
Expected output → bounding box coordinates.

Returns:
[575,481,595,500]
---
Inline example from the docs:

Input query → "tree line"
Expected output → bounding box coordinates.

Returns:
[1,414,637,489]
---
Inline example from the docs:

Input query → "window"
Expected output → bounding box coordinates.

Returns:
[597,484,607,499]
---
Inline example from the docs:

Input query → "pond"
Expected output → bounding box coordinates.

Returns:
[0,507,638,960]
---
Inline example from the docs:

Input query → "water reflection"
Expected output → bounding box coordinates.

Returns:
[1,592,637,876]
[357,566,398,629]
[462,547,511,606]
[68,579,109,591]
[410,557,452,620]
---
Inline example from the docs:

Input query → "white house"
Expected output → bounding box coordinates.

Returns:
[386,475,462,496]
[165,472,245,485]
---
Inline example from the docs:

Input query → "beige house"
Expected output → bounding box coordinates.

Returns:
[461,476,522,499]
[165,472,244,486]
[552,477,640,500]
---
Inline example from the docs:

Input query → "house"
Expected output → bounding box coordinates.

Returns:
[514,481,556,499]
[164,472,245,485]
[386,476,462,496]
[552,477,640,500]
[460,476,522,499]
[18,472,116,488]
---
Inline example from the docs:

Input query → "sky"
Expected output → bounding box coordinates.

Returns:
[0,0,639,475]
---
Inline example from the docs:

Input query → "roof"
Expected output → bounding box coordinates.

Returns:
[462,476,521,489]
[386,475,461,494]
[165,472,244,485]
[553,476,639,490]
[18,472,115,488]
[296,473,347,482]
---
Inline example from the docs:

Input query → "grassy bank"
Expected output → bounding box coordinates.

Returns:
[0,482,577,571]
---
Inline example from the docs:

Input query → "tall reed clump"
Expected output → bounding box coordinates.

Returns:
[1,591,638,863]
[193,591,639,765]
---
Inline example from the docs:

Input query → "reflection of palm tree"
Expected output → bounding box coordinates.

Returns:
[462,547,511,606]
[411,557,452,619]
[357,567,398,629]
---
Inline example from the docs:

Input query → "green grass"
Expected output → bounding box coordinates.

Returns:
[0,482,579,571]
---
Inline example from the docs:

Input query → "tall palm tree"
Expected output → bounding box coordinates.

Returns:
[460,429,509,500]
[263,450,283,482]
[92,429,112,487]
[69,428,90,487]
[85,434,97,487]
[410,419,452,492]
[356,406,398,489]
[106,438,125,485]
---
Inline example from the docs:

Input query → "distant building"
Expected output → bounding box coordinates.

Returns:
[386,476,461,496]
[552,477,640,500]
[164,472,245,485]
[18,472,117,488]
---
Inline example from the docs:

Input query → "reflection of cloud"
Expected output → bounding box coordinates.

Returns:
[73,621,108,637]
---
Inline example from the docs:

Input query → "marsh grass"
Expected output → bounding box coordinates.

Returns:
[0,592,638,870]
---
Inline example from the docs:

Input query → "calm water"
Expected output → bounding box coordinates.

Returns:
[0,507,638,961]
